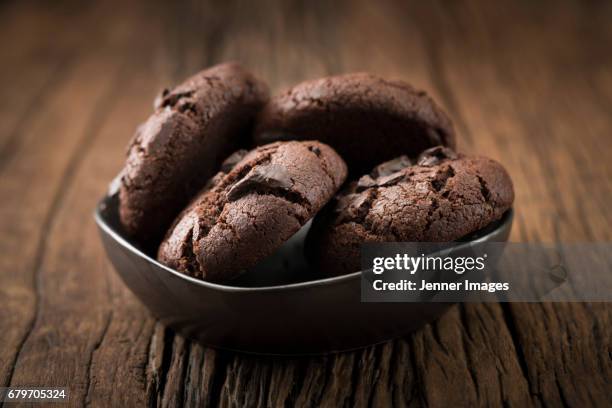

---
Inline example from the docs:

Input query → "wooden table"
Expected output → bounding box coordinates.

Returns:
[1,0,610,406]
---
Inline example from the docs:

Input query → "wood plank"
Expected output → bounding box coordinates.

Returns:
[0,0,156,396]
[0,56,123,388]
[74,63,163,407]
[404,1,612,406]
[0,2,104,160]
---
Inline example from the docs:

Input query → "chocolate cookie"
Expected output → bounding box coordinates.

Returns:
[254,73,456,173]
[117,63,269,246]
[306,147,514,276]
[158,141,347,283]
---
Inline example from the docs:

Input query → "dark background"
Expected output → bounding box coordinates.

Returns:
[1,0,610,406]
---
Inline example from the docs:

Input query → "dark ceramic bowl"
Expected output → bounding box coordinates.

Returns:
[95,194,513,355]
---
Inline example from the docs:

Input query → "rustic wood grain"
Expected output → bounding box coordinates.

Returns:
[0,0,610,407]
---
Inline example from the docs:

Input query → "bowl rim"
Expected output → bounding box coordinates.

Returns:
[94,196,514,293]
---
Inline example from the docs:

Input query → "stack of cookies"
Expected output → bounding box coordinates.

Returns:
[114,63,514,283]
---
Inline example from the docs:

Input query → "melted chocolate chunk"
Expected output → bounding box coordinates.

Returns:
[153,88,170,109]
[376,172,405,187]
[371,155,412,178]
[417,146,458,166]
[335,192,371,223]
[356,175,377,192]
[227,163,294,201]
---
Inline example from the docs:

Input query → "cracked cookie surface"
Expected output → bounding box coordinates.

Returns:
[118,62,269,246]
[157,141,347,283]
[254,73,456,174]
[306,146,514,277]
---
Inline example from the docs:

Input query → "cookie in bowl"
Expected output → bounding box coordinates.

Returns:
[117,62,269,246]
[254,73,456,173]
[158,141,347,283]
[305,146,514,277]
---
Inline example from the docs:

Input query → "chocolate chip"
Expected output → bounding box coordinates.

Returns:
[162,90,195,109]
[177,101,198,115]
[227,163,294,201]
[371,155,412,178]
[308,145,322,156]
[431,165,455,192]
[356,175,376,191]
[417,146,458,166]
[153,88,170,109]
[335,192,371,223]
[377,172,405,187]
